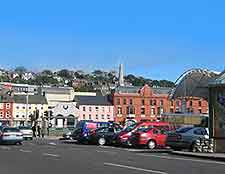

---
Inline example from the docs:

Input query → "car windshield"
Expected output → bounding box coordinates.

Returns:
[19,126,31,130]
[176,127,193,133]
[123,123,137,132]
[3,128,20,132]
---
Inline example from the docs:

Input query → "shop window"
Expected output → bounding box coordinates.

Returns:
[141,108,145,115]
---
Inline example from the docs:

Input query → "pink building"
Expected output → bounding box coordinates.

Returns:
[74,96,114,122]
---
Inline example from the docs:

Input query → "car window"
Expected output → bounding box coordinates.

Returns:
[194,128,208,135]
[108,127,114,132]
[153,129,160,134]
[3,128,20,132]
[176,127,193,133]
[97,127,108,133]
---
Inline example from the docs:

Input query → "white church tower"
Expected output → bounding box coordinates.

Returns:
[118,64,125,86]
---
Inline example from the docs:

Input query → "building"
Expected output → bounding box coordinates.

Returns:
[0,88,14,126]
[52,102,79,128]
[113,84,172,124]
[74,95,114,122]
[13,94,48,126]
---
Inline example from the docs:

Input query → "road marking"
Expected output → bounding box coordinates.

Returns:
[0,146,11,150]
[96,150,117,154]
[139,154,225,166]
[104,162,168,174]
[43,153,60,158]
[20,149,32,153]
[49,142,57,146]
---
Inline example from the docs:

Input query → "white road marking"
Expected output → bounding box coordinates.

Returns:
[49,142,57,146]
[19,149,32,153]
[139,154,225,166]
[96,150,117,154]
[43,153,60,158]
[104,162,168,174]
[0,146,11,150]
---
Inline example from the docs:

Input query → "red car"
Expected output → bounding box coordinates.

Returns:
[129,127,167,149]
[117,121,174,146]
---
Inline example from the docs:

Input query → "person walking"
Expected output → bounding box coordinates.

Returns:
[37,125,41,138]
[32,125,36,137]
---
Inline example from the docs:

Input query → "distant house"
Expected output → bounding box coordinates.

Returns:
[13,94,48,126]
[22,72,35,81]
[74,95,114,122]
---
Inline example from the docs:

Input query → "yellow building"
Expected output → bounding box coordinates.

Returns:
[13,94,48,126]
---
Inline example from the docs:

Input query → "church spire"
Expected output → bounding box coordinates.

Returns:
[119,64,124,86]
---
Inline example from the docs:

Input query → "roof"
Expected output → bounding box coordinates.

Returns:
[42,87,73,95]
[14,95,48,104]
[209,70,225,85]
[114,85,172,95]
[74,95,112,106]
[170,69,219,100]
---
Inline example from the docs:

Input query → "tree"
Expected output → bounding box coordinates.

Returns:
[57,69,73,80]
[14,66,27,74]
[41,70,53,77]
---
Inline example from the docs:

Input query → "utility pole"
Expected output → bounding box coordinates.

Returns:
[25,90,29,125]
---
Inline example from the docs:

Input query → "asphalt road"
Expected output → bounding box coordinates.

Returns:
[0,139,225,174]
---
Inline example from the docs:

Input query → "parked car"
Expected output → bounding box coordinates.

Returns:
[0,127,23,145]
[71,120,119,144]
[166,127,209,151]
[88,126,123,145]
[116,121,174,146]
[18,126,33,140]
[130,127,167,149]
[62,128,76,140]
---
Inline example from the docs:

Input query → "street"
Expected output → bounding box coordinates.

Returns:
[0,139,225,174]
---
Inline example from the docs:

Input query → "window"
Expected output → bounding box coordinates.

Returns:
[96,107,99,112]
[123,98,127,105]
[22,115,25,118]
[117,107,122,114]
[194,128,207,135]
[176,101,180,107]
[83,107,86,111]
[151,108,155,115]
[107,115,110,120]
[83,114,85,120]
[160,100,164,106]
[141,108,145,115]
[89,114,91,120]
[127,106,135,114]
[170,101,174,106]
[199,101,202,107]
[29,106,32,109]
[170,108,174,113]
[41,107,43,110]
[157,107,161,115]
[0,103,3,109]
[101,115,104,119]
[150,100,156,106]
[6,111,10,118]
[89,107,92,112]
[198,109,202,114]
[102,107,105,112]
[6,103,10,109]
[23,106,26,109]
[116,98,120,105]
[189,100,193,107]
[96,115,99,119]
[108,107,111,112]
[141,99,145,106]
[0,111,3,117]
[16,115,19,118]
[129,99,133,105]
[16,106,20,109]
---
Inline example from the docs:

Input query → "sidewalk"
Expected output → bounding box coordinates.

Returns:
[171,151,225,161]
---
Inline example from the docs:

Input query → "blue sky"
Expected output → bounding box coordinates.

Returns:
[0,0,225,81]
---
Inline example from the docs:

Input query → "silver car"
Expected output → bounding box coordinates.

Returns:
[166,127,209,151]
[0,127,23,145]
[19,126,33,140]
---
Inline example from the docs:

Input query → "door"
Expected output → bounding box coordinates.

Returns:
[152,129,167,147]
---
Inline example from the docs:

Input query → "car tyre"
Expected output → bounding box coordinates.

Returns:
[98,138,106,146]
[147,140,156,149]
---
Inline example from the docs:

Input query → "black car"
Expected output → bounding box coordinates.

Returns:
[88,126,123,146]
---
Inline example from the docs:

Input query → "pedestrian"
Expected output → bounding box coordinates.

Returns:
[37,125,41,137]
[32,125,36,137]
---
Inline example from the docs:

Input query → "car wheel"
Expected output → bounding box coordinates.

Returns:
[17,142,23,145]
[147,140,156,149]
[98,138,106,146]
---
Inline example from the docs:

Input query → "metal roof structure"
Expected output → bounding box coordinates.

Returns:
[74,95,112,106]
[170,69,220,100]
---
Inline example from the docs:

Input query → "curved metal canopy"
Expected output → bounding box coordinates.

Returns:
[170,69,220,100]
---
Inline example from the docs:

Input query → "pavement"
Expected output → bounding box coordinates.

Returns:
[0,139,225,174]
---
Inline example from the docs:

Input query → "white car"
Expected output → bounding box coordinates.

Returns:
[0,127,23,145]
[19,126,33,140]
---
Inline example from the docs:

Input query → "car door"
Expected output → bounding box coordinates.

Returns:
[152,128,167,146]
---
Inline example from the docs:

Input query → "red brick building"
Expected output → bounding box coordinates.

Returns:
[113,85,172,124]
[0,85,14,126]
[113,84,208,124]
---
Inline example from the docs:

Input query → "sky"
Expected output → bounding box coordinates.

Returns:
[0,0,225,81]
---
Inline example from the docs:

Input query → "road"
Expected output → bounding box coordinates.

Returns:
[0,139,225,174]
